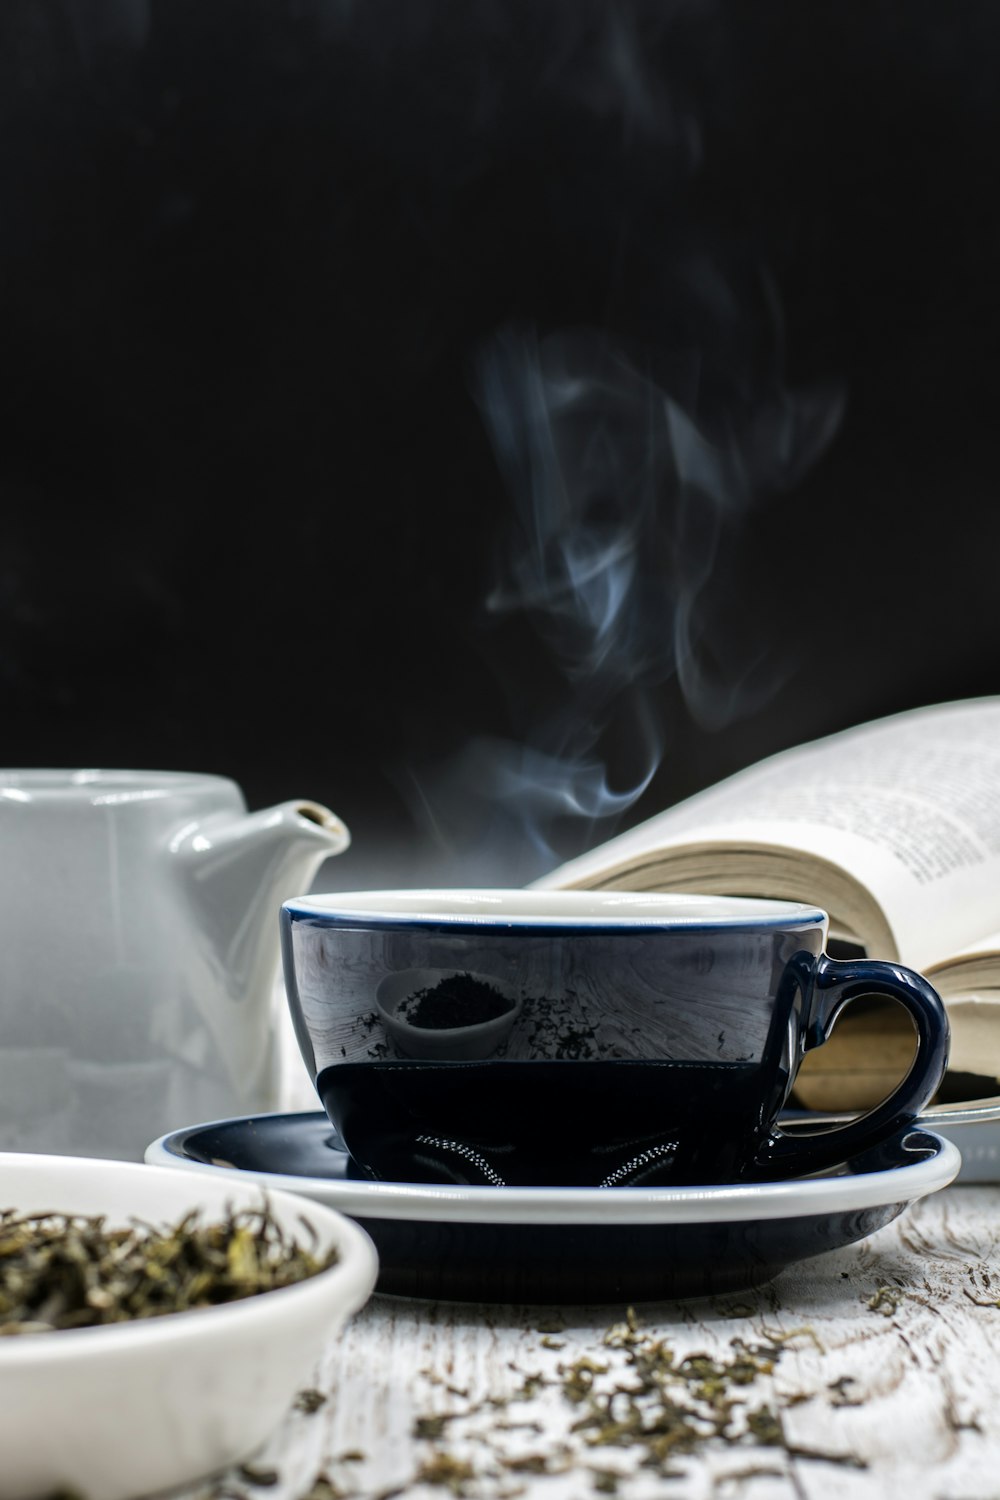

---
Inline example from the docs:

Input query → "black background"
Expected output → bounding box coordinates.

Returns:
[2,1,998,888]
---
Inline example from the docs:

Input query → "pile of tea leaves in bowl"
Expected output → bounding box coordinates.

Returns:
[0,1200,336,1335]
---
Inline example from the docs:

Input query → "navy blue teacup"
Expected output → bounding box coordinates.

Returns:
[281,891,949,1188]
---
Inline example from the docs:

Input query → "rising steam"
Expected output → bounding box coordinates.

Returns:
[401,315,843,885]
[383,0,845,884]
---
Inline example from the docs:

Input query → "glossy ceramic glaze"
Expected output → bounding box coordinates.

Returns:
[0,770,349,1158]
[281,890,949,1187]
[0,1152,377,1500]
[147,1112,960,1302]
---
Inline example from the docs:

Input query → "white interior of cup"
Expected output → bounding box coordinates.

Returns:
[286,889,826,926]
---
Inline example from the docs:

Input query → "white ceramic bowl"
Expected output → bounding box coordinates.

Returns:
[0,1152,378,1500]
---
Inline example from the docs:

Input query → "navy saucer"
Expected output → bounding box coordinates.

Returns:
[147,1112,959,1304]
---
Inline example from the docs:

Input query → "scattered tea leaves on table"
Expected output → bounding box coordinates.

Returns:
[398,1306,862,1494]
[208,1306,864,1500]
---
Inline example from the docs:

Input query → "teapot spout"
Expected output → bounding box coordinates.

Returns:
[174,798,350,998]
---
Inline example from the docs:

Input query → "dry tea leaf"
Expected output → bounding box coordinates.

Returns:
[293,1389,328,1415]
[415,1453,476,1495]
[0,1201,335,1333]
[866,1286,906,1316]
[414,1414,459,1440]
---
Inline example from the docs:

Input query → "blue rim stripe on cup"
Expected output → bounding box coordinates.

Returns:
[281,890,828,936]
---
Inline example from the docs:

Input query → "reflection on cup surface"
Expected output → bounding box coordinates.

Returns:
[375,970,523,1061]
[319,1056,770,1187]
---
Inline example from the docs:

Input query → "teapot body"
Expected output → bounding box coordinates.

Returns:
[0,770,346,1158]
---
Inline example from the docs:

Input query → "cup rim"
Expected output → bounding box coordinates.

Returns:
[283,889,827,930]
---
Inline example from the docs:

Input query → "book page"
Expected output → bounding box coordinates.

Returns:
[542,698,1000,972]
[931,994,1000,1079]
[927,929,1000,992]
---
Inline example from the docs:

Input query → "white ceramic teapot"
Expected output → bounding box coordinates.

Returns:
[0,770,349,1158]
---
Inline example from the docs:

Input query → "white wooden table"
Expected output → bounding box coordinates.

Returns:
[175,1018,1000,1500]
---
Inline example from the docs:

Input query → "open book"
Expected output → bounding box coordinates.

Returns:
[539,697,1000,1113]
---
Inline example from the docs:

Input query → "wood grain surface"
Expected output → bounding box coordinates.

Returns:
[177,1183,1000,1500]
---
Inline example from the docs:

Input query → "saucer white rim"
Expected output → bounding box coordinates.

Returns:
[145,1117,960,1227]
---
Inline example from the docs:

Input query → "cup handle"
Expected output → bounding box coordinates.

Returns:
[758,952,950,1177]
